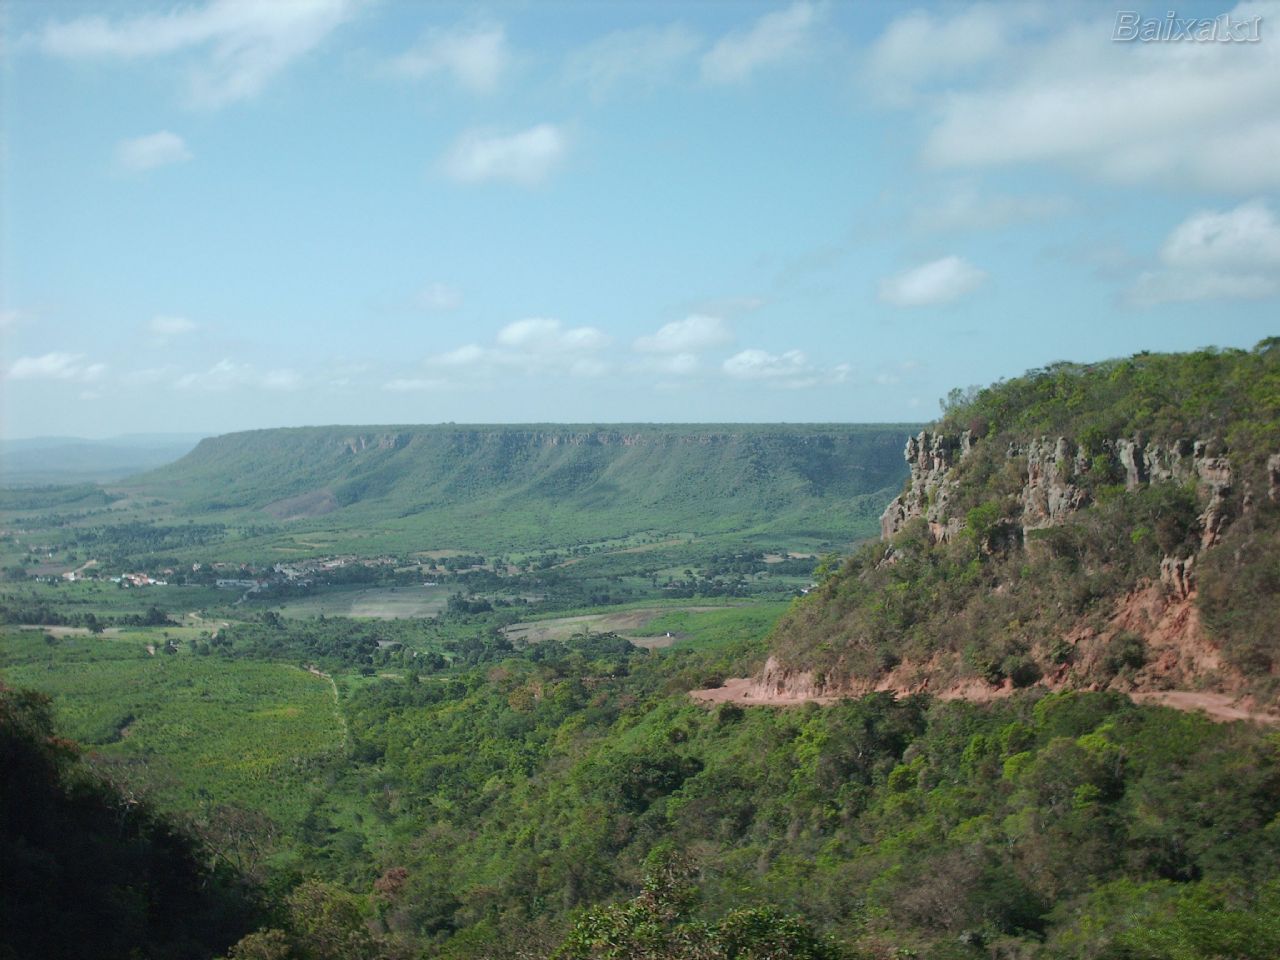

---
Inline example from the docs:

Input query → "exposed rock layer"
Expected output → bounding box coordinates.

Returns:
[880,432,1235,549]
[730,430,1279,718]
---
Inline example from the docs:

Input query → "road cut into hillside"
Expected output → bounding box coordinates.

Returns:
[692,677,1280,724]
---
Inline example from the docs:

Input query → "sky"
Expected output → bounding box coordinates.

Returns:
[2,0,1278,438]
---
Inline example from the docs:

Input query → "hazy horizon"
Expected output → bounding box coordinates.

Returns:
[2,420,928,444]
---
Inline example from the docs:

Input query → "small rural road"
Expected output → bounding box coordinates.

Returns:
[693,680,1280,724]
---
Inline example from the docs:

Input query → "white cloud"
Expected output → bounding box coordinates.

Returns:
[634,314,732,354]
[1126,200,1280,306]
[441,124,567,185]
[1159,200,1280,269]
[0,309,23,329]
[384,377,448,392]
[864,4,1042,106]
[496,317,606,354]
[423,318,610,380]
[38,0,358,108]
[879,256,988,307]
[8,353,106,382]
[149,314,198,336]
[390,22,508,93]
[566,24,699,97]
[650,353,701,376]
[911,185,1069,232]
[722,348,848,388]
[174,359,302,391]
[116,131,192,172]
[723,348,806,380]
[174,359,247,390]
[429,344,486,367]
[701,1,817,84]
[416,283,463,311]
[889,1,1280,191]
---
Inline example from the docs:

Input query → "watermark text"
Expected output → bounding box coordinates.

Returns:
[1114,11,1262,42]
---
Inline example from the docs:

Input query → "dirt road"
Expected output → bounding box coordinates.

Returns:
[692,678,1279,724]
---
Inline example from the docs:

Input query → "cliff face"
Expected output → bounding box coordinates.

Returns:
[750,425,1280,714]
[742,344,1280,714]
[880,431,1236,550]
[878,431,976,543]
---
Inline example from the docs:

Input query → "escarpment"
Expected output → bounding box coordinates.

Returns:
[132,423,914,544]
[881,431,1237,549]
[750,344,1280,714]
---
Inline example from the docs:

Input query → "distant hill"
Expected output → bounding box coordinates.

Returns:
[763,340,1280,709]
[0,434,205,485]
[123,424,917,550]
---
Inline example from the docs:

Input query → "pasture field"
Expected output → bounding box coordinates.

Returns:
[271,583,453,619]
[0,579,234,617]
[503,599,791,651]
[0,628,345,829]
[629,601,794,650]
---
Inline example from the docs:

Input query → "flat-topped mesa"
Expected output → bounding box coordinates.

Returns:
[880,431,1239,549]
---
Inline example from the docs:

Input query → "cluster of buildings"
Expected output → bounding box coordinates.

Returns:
[112,572,169,587]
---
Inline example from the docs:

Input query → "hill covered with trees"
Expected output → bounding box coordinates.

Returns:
[5,345,1280,960]
[122,424,915,550]
[765,340,1280,709]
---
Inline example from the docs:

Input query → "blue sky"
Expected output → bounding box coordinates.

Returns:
[2,0,1278,437]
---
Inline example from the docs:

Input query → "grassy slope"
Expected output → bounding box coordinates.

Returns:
[122,423,916,551]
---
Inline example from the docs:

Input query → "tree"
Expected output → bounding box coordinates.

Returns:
[552,848,844,960]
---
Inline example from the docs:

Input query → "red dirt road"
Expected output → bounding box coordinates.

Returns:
[692,679,1279,724]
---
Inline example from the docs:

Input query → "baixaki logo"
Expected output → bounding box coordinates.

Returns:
[1113,10,1263,42]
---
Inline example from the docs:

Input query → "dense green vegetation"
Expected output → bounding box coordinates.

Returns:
[0,682,260,960]
[777,341,1280,701]
[309,653,1279,959]
[939,339,1280,467]
[120,424,912,553]
[7,623,1280,959]
[3,354,1280,959]
[0,630,347,835]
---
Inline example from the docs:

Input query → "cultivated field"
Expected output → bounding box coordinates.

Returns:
[503,601,790,650]
[0,629,346,827]
[272,583,452,619]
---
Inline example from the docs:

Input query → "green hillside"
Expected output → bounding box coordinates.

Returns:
[6,353,1280,960]
[124,424,916,550]
[769,340,1280,706]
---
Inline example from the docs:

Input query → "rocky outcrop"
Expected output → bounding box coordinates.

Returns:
[1022,437,1090,530]
[1160,555,1195,600]
[879,431,975,541]
[880,431,1241,548]
[1194,451,1234,548]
